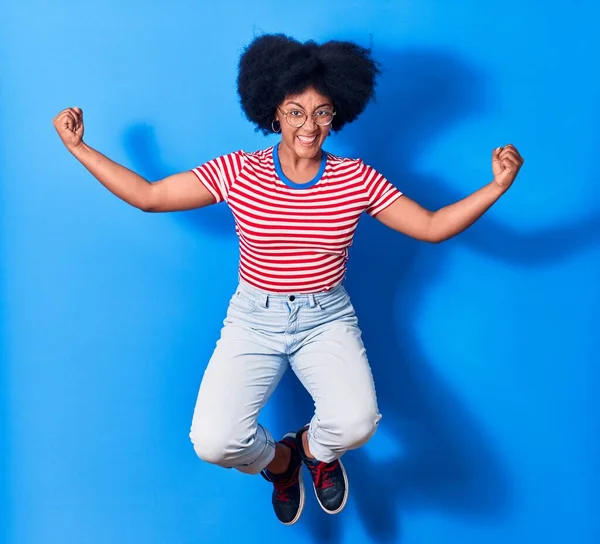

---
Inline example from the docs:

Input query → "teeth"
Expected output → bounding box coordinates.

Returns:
[298,135,316,143]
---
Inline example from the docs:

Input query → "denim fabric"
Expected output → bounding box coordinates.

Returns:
[189,280,381,474]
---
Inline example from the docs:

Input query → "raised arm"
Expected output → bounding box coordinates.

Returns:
[53,107,215,212]
[375,145,524,243]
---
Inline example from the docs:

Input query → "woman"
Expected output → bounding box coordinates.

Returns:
[53,34,523,525]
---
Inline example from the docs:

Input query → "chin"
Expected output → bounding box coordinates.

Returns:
[293,139,325,158]
[295,147,321,159]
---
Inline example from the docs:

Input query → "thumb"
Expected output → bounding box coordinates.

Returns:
[492,146,503,163]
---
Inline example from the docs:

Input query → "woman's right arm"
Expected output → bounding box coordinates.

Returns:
[53,107,215,212]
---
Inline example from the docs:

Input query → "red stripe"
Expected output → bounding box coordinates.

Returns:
[191,147,401,292]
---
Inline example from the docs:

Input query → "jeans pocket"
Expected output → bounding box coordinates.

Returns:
[315,288,351,312]
[228,291,257,314]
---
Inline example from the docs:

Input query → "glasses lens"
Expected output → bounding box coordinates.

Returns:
[286,111,307,127]
[315,111,334,126]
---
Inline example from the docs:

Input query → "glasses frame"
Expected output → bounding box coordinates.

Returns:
[276,106,336,128]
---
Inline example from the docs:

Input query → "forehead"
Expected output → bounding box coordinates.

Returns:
[282,87,332,106]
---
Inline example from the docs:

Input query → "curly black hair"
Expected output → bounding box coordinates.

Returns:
[237,34,380,134]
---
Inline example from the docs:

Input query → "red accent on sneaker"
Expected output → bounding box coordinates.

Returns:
[273,473,299,502]
[309,461,339,489]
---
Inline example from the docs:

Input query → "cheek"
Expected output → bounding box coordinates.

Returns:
[282,126,297,140]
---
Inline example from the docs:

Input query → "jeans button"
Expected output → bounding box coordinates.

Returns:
[288,295,296,302]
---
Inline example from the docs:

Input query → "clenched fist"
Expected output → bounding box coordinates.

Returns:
[53,107,85,151]
[492,144,524,191]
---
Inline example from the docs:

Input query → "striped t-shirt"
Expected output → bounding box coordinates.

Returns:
[191,145,402,293]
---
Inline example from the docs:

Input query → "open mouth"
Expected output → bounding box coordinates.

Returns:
[296,134,318,146]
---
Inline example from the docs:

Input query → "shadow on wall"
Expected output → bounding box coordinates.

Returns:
[0,97,11,544]
[268,48,507,543]
[124,47,600,543]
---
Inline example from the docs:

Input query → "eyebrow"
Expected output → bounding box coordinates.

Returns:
[284,101,333,109]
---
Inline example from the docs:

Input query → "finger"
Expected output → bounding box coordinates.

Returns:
[67,106,82,122]
[60,112,76,131]
[500,151,521,162]
[492,147,503,161]
[500,158,520,172]
[502,144,521,155]
[55,109,76,121]
[67,107,82,120]
[53,108,74,124]
[67,107,83,131]
[501,144,523,161]
[499,152,518,164]
[500,153,523,168]
[499,149,522,162]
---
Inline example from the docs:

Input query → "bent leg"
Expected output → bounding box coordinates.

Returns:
[190,322,287,474]
[290,320,381,463]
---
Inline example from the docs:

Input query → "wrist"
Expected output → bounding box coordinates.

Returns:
[69,140,89,158]
[491,179,509,196]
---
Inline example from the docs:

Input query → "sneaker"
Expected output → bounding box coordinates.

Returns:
[296,427,349,514]
[261,432,305,525]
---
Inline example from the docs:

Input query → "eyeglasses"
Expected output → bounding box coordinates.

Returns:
[277,107,336,128]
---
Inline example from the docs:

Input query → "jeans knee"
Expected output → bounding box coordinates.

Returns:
[189,420,267,470]
[338,412,380,450]
[190,425,231,466]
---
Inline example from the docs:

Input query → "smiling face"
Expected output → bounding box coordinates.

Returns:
[275,87,334,161]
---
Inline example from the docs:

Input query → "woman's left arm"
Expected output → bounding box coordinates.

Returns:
[375,144,524,243]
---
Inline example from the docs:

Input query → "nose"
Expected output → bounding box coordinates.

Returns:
[303,115,318,131]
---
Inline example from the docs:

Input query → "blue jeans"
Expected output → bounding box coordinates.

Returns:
[189,280,381,474]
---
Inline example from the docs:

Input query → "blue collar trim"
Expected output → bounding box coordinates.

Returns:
[273,144,327,189]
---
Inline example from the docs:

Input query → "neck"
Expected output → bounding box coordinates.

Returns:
[275,142,325,185]
[277,141,322,171]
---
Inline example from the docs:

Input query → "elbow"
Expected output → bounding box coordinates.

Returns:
[138,185,159,213]
[426,229,449,243]
[139,203,157,213]
[137,201,156,213]
[426,234,445,244]
[424,222,445,244]
[426,230,456,244]
[424,213,451,244]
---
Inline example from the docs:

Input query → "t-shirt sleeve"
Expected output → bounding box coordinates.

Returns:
[190,150,245,203]
[362,162,403,216]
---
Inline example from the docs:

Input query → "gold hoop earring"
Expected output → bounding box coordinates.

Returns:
[271,119,281,133]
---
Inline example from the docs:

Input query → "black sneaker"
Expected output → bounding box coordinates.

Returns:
[261,432,305,525]
[296,427,349,514]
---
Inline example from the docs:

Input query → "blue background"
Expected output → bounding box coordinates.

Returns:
[2,1,599,543]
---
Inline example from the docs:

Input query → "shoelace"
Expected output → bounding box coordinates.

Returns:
[273,472,299,502]
[308,461,338,489]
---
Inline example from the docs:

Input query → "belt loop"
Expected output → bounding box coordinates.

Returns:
[260,292,269,308]
[308,294,316,308]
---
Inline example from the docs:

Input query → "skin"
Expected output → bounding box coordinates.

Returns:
[52,88,524,474]
[274,87,333,183]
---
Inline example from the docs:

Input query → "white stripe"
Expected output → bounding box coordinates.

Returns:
[230,192,369,215]
[240,262,344,284]
[240,268,346,292]
[236,225,357,239]
[192,148,400,292]
[240,258,341,278]
[241,251,340,269]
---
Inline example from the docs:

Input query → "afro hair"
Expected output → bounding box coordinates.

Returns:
[237,34,380,135]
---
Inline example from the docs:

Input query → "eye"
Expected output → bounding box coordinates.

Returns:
[288,110,304,117]
[315,109,331,117]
